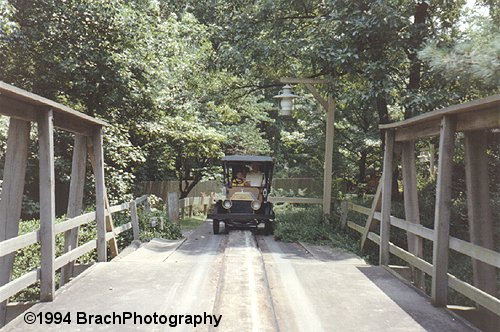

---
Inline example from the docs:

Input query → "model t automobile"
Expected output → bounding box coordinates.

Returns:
[208,155,275,235]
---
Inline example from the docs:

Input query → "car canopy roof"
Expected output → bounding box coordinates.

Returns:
[221,155,274,163]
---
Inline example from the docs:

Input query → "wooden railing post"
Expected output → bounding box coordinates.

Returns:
[93,127,107,262]
[130,201,140,241]
[0,119,30,326]
[322,95,335,216]
[379,130,395,266]
[167,192,179,224]
[401,140,424,288]
[38,109,56,302]
[431,115,455,306]
[464,130,498,327]
[360,182,382,250]
[61,135,86,286]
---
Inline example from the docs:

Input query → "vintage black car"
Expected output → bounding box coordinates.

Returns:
[208,155,275,235]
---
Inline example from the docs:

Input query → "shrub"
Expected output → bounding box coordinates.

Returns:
[274,205,362,257]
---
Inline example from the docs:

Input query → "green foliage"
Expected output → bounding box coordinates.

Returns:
[273,205,361,256]
[419,15,500,93]
[136,209,182,242]
[11,216,98,301]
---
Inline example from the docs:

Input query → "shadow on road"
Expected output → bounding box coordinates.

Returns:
[356,266,475,332]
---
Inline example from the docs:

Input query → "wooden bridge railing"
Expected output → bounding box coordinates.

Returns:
[0,195,149,307]
[340,201,500,317]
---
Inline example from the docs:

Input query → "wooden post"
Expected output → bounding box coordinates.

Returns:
[130,201,140,241]
[379,130,394,266]
[93,127,107,262]
[144,198,151,213]
[167,192,179,224]
[0,119,30,326]
[464,130,497,325]
[322,95,335,216]
[301,81,335,216]
[431,116,455,306]
[60,135,86,286]
[360,181,382,250]
[88,138,118,258]
[38,109,56,302]
[401,141,424,288]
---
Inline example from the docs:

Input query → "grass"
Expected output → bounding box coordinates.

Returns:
[179,215,206,230]
[273,204,367,259]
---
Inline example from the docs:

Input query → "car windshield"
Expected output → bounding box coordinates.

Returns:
[225,161,271,188]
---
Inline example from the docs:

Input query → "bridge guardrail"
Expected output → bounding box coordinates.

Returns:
[0,195,149,304]
[341,201,500,317]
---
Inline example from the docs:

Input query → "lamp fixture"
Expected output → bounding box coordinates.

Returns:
[273,84,299,116]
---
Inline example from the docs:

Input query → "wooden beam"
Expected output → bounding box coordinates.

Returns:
[38,109,56,302]
[322,95,335,215]
[379,94,500,130]
[167,192,180,224]
[0,81,108,128]
[267,197,322,204]
[0,119,30,326]
[130,201,140,241]
[394,120,440,142]
[394,107,500,141]
[0,270,39,304]
[401,141,424,288]
[280,77,326,84]
[60,135,87,286]
[464,130,498,325]
[87,138,118,257]
[92,127,107,262]
[431,115,455,306]
[0,95,37,122]
[304,83,329,110]
[379,130,395,266]
[360,181,382,250]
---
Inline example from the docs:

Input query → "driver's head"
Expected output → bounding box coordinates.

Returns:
[250,162,261,172]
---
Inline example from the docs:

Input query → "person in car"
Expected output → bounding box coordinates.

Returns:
[231,166,250,186]
[247,162,264,186]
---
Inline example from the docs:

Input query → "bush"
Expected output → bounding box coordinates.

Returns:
[274,205,362,257]
[136,209,182,242]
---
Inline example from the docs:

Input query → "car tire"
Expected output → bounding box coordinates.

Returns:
[264,220,275,235]
[213,219,220,234]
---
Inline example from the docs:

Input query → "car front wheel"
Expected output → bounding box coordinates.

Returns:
[264,220,275,235]
[213,219,220,234]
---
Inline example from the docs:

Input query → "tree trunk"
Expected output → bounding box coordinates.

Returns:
[358,150,367,184]
[405,1,429,119]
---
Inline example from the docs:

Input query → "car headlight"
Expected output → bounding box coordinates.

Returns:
[222,200,232,209]
[251,200,261,211]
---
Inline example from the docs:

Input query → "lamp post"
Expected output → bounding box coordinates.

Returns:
[274,78,335,216]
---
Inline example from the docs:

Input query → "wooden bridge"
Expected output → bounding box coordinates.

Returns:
[0,82,499,331]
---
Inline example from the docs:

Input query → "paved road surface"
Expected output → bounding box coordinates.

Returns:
[4,220,475,331]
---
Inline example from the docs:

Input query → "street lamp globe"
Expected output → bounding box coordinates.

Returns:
[273,84,298,116]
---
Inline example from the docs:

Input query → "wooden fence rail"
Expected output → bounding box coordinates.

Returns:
[175,195,323,221]
[343,201,500,316]
[0,195,149,304]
